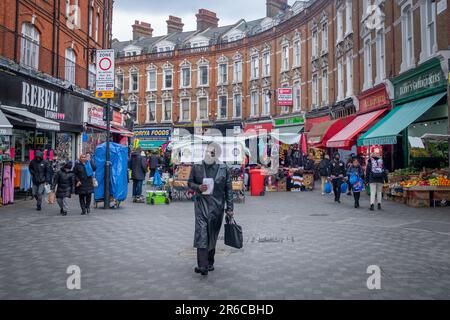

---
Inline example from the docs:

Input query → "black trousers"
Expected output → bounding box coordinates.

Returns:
[353,192,360,205]
[332,179,342,201]
[197,248,216,268]
[79,193,92,212]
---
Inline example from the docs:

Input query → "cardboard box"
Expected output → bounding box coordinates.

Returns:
[277,179,287,192]
[177,166,192,180]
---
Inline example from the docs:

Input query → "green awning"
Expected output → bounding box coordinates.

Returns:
[139,140,166,150]
[358,92,446,146]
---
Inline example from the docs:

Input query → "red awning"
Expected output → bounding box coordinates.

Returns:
[306,119,347,149]
[326,109,386,149]
[111,125,134,137]
[87,124,122,134]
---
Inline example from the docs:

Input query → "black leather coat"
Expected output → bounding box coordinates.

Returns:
[52,169,75,198]
[188,162,234,251]
[74,160,96,195]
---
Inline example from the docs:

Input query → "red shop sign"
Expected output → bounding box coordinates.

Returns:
[244,122,273,133]
[359,85,390,113]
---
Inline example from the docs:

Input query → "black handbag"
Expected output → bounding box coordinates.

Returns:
[224,216,243,249]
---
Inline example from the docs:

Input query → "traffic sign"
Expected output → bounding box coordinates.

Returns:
[96,49,115,95]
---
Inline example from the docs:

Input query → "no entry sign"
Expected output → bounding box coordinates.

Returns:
[96,49,115,98]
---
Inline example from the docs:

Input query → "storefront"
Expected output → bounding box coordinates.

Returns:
[327,84,391,167]
[0,69,84,164]
[83,103,132,155]
[243,121,273,165]
[134,127,172,151]
[358,58,448,170]
[0,109,12,160]
[272,115,305,166]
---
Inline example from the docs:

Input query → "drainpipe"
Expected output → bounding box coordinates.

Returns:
[13,0,19,63]
[56,0,61,78]
[52,0,57,76]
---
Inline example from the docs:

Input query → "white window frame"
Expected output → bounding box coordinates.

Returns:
[65,48,76,84]
[147,70,157,91]
[163,69,173,90]
[294,39,301,67]
[401,2,415,72]
[129,71,139,93]
[312,74,319,108]
[234,60,242,83]
[180,98,191,122]
[293,81,301,111]
[346,54,354,97]
[263,52,271,77]
[251,56,259,79]
[337,59,344,101]
[88,5,93,37]
[218,95,228,119]
[363,37,372,90]
[420,0,437,62]
[322,70,328,105]
[345,0,353,36]
[263,91,270,116]
[282,45,290,71]
[250,91,259,117]
[218,63,228,85]
[116,73,124,93]
[233,93,242,118]
[375,29,386,84]
[146,100,156,123]
[321,23,328,54]
[88,63,96,90]
[162,99,172,122]
[312,30,318,58]
[198,66,209,87]
[20,23,40,69]
[181,67,191,88]
[336,8,344,43]
[95,12,100,42]
[197,97,208,120]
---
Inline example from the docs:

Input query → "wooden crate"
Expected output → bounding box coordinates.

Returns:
[406,190,430,208]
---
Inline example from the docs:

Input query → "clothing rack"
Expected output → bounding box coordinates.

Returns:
[1,159,14,206]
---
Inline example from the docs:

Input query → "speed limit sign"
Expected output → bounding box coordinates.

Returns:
[96,49,115,98]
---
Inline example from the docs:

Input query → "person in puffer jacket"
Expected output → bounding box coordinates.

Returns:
[29,150,51,211]
[51,162,75,216]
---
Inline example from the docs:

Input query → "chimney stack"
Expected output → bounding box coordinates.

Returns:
[132,20,153,40]
[266,0,288,18]
[196,9,219,32]
[167,15,184,34]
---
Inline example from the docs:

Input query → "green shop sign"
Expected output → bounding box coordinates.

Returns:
[392,58,446,104]
[274,116,304,127]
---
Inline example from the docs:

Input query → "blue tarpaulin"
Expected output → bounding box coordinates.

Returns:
[94,142,129,202]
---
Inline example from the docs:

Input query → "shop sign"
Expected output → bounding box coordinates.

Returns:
[274,116,304,127]
[359,90,389,112]
[0,71,83,125]
[87,105,106,126]
[244,122,273,133]
[393,58,446,102]
[111,111,123,127]
[277,88,293,106]
[133,128,172,140]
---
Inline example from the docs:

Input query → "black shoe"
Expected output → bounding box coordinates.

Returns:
[86,207,91,214]
[354,203,358,208]
[347,192,352,196]
[62,211,68,216]
[370,204,375,211]
[337,199,341,204]
[37,205,42,211]
[60,209,64,215]
[81,210,86,215]
[194,267,208,276]
[207,265,215,272]
[378,204,382,210]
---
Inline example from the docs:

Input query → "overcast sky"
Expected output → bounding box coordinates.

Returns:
[112,0,278,41]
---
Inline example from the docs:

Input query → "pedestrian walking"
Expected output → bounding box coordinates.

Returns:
[347,159,364,208]
[51,161,75,216]
[366,151,388,211]
[188,143,234,276]
[345,155,355,197]
[74,153,96,215]
[319,154,331,195]
[149,151,159,178]
[29,150,51,211]
[330,152,346,204]
[129,148,148,202]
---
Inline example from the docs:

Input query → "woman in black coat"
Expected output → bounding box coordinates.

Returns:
[73,153,96,215]
[51,162,75,216]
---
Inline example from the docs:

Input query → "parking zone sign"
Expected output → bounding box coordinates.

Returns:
[96,49,115,98]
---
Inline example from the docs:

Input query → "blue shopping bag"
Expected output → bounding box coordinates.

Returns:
[153,170,163,187]
[85,161,94,177]
[324,181,332,194]
[341,182,348,193]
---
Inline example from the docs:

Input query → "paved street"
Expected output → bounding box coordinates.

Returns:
[0,188,450,300]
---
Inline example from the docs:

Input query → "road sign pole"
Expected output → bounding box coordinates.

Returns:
[105,98,111,209]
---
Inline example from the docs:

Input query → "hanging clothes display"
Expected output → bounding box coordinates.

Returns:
[2,163,14,204]
[14,164,21,188]
[20,165,32,191]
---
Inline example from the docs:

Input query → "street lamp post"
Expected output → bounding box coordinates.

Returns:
[104,98,111,209]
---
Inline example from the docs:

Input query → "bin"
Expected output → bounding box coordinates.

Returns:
[250,169,265,197]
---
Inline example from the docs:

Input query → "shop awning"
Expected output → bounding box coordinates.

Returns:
[307,119,346,148]
[271,126,303,145]
[139,140,166,150]
[327,109,386,149]
[111,126,134,137]
[0,109,13,135]
[87,124,122,134]
[358,92,446,146]
[1,105,60,132]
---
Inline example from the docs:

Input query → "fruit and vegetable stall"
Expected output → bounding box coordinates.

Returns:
[384,168,450,208]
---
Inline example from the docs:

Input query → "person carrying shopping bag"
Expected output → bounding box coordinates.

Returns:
[366,151,388,212]
[347,158,364,209]
[74,153,96,215]
[329,152,346,204]
[51,161,75,216]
